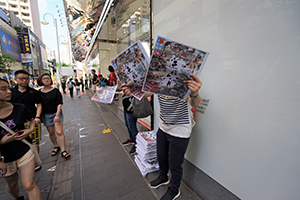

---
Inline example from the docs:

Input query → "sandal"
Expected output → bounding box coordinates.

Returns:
[61,151,71,159]
[51,146,60,156]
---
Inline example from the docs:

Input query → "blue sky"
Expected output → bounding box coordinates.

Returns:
[38,0,69,50]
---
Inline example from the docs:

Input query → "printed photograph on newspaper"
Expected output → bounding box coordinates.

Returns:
[143,36,209,101]
[111,40,150,100]
[91,86,117,104]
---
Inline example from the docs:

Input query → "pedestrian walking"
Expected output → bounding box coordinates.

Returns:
[75,79,81,98]
[80,77,84,92]
[37,73,71,160]
[91,69,99,94]
[0,78,42,200]
[84,74,89,90]
[61,77,67,94]
[122,73,202,200]
[67,78,75,98]
[10,70,43,172]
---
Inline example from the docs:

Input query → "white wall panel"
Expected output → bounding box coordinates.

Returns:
[153,0,300,199]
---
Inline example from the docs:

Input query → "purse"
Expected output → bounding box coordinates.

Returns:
[132,96,153,118]
[0,121,42,166]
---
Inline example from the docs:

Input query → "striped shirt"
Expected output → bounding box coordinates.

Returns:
[158,95,190,125]
[158,95,192,138]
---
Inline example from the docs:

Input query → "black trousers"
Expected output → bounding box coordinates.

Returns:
[156,128,190,190]
[69,87,73,97]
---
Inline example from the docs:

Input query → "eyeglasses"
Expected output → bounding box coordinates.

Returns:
[17,77,29,81]
[42,77,51,80]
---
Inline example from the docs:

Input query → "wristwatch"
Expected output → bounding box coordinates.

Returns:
[0,156,4,162]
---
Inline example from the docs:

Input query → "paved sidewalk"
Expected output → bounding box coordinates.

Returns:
[0,91,201,200]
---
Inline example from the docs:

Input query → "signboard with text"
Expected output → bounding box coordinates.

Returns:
[18,32,33,65]
[0,29,21,61]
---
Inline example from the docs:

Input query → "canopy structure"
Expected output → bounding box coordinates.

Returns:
[62,0,114,63]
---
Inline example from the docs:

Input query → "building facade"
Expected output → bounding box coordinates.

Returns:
[0,0,42,39]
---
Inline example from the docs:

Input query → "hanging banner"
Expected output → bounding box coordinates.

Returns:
[0,29,21,61]
[18,32,33,65]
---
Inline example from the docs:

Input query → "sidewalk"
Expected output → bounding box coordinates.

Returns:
[0,91,201,200]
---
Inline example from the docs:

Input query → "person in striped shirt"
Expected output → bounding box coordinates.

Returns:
[122,73,202,200]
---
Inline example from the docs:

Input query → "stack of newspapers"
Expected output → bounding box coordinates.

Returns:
[134,130,159,176]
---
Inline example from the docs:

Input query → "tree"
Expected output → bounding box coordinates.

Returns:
[0,53,16,73]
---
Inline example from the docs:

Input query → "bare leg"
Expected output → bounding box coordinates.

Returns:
[19,157,42,200]
[54,122,66,152]
[46,125,58,147]
[3,172,22,199]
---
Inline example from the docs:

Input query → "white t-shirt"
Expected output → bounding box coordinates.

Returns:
[158,95,192,138]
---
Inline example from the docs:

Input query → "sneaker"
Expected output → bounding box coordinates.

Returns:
[122,139,134,146]
[129,145,137,155]
[160,187,180,200]
[149,174,170,189]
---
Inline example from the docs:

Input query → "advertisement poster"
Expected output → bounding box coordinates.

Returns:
[19,33,33,65]
[91,86,117,104]
[143,36,209,101]
[0,29,21,61]
[111,40,149,100]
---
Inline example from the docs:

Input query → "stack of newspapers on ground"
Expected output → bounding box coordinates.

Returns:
[134,130,159,177]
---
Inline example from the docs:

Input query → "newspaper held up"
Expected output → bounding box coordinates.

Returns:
[111,40,150,100]
[143,35,209,101]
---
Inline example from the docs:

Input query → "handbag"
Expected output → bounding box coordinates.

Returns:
[0,121,42,166]
[132,96,153,118]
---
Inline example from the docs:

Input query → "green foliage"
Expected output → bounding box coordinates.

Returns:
[92,63,98,67]
[61,63,71,66]
[0,54,16,73]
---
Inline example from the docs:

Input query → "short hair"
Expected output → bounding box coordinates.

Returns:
[0,78,9,84]
[91,69,96,73]
[37,73,53,86]
[99,74,103,77]
[15,70,29,76]
[108,65,114,72]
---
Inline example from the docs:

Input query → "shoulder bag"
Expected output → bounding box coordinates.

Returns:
[0,121,42,166]
[132,97,153,118]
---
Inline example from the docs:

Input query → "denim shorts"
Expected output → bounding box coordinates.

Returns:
[43,112,64,126]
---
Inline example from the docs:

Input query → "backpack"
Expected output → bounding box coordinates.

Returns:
[68,81,73,88]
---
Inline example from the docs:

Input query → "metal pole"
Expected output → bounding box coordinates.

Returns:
[54,18,61,82]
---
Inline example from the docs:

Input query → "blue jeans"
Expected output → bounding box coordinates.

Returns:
[123,111,138,143]
[76,88,80,96]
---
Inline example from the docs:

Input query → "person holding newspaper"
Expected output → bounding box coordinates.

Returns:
[0,78,42,200]
[122,73,202,200]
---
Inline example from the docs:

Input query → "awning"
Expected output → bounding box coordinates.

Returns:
[62,0,114,63]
